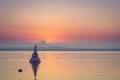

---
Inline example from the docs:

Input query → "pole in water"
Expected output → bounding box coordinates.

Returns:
[29,45,41,80]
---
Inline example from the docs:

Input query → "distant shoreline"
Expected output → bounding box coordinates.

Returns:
[0,47,120,51]
[0,49,120,51]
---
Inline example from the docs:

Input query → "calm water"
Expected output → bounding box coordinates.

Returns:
[0,51,120,80]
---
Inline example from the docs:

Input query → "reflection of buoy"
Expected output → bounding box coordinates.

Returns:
[18,69,23,72]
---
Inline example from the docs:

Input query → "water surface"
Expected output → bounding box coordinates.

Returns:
[0,51,120,80]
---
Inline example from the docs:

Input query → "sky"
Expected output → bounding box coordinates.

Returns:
[0,0,120,48]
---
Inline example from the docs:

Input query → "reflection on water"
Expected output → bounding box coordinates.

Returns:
[30,61,41,80]
[0,51,120,80]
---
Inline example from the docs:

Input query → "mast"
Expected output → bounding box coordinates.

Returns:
[32,45,38,57]
[34,45,38,55]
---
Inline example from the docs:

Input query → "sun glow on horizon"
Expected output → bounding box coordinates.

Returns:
[0,0,120,47]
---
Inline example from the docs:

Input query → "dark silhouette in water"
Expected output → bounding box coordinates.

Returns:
[18,68,23,72]
[29,45,41,80]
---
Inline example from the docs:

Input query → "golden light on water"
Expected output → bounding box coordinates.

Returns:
[1,51,120,80]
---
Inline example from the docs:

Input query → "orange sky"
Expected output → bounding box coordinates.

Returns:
[0,0,120,47]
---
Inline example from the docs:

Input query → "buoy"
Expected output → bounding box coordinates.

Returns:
[18,68,23,72]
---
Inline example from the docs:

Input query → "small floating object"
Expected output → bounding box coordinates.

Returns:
[18,68,23,72]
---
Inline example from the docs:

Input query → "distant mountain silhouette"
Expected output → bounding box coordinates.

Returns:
[0,42,120,51]
[0,46,120,51]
